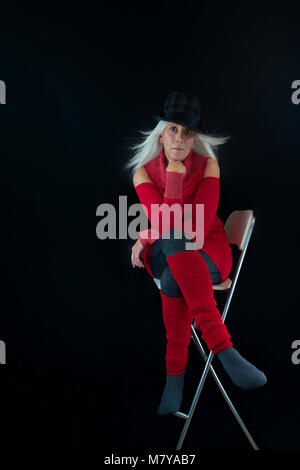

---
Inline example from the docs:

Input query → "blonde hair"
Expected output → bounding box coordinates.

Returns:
[122,120,232,180]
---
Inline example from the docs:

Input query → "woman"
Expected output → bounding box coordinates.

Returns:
[125,91,267,415]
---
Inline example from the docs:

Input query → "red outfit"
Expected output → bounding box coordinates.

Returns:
[135,147,233,283]
[159,292,193,375]
[134,147,233,374]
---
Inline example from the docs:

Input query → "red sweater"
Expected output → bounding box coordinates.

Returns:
[134,147,233,282]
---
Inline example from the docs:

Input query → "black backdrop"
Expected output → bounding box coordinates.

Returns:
[0,1,299,456]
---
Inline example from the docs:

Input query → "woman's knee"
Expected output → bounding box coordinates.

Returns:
[160,229,197,257]
[149,240,167,279]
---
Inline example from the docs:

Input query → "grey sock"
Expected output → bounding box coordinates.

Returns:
[157,372,185,415]
[216,347,267,390]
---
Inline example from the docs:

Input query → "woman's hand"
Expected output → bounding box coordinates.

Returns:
[166,159,186,174]
[131,238,146,268]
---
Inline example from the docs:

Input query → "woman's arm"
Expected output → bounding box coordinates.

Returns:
[187,158,220,246]
[133,167,185,247]
[133,167,153,186]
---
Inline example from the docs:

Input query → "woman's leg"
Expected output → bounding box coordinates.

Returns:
[151,230,231,353]
[157,230,232,354]
[150,238,192,377]
[150,234,223,414]
[150,235,224,378]
[150,236,221,294]
[154,230,267,394]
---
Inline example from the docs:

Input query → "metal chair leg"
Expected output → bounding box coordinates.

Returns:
[174,331,259,450]
[174,349,214,450]
[189,324,259,450]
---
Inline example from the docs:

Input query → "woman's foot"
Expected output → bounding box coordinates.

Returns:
[157,372,185,415]
[216,347,267,390]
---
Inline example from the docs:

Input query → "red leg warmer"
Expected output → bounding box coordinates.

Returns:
[166,250,233,355]
[159,291,193,375]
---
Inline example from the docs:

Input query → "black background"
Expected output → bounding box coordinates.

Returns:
[0,1,299,456]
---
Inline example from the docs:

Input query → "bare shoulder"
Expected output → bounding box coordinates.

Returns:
[203,158,220,178]
[133,166,153,187]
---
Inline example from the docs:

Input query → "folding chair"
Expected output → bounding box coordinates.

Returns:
[153,210,259,450]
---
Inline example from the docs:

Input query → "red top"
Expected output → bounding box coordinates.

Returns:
[134,147,233,282]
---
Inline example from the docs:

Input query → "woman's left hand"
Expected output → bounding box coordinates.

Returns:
[131,238,146,268]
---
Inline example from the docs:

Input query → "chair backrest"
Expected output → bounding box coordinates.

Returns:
[224,210,254,251]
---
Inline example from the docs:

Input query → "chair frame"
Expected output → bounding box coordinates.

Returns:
[153,210,259,450]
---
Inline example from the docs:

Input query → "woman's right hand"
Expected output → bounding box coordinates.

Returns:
[166,159,186,174]
[131,238,146,268]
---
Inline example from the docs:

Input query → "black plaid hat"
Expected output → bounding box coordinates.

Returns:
[153,91,206,133]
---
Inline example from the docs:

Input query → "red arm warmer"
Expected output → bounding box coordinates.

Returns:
[190,176,220,240]
[135,171,184,247]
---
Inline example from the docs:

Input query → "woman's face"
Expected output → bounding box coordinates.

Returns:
[160,123,196,162]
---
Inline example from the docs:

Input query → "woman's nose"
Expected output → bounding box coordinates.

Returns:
[176,131,184,141]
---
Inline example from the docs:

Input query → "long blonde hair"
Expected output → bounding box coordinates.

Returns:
[123,120,231,180]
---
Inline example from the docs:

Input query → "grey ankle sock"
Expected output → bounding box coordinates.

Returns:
[157,372,185,415]
[216,347,267,390]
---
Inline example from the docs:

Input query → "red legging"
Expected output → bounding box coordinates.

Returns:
[159,250,233,375]
[159,292,193,375]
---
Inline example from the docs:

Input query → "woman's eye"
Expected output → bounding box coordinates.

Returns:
[169,126,193,135]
